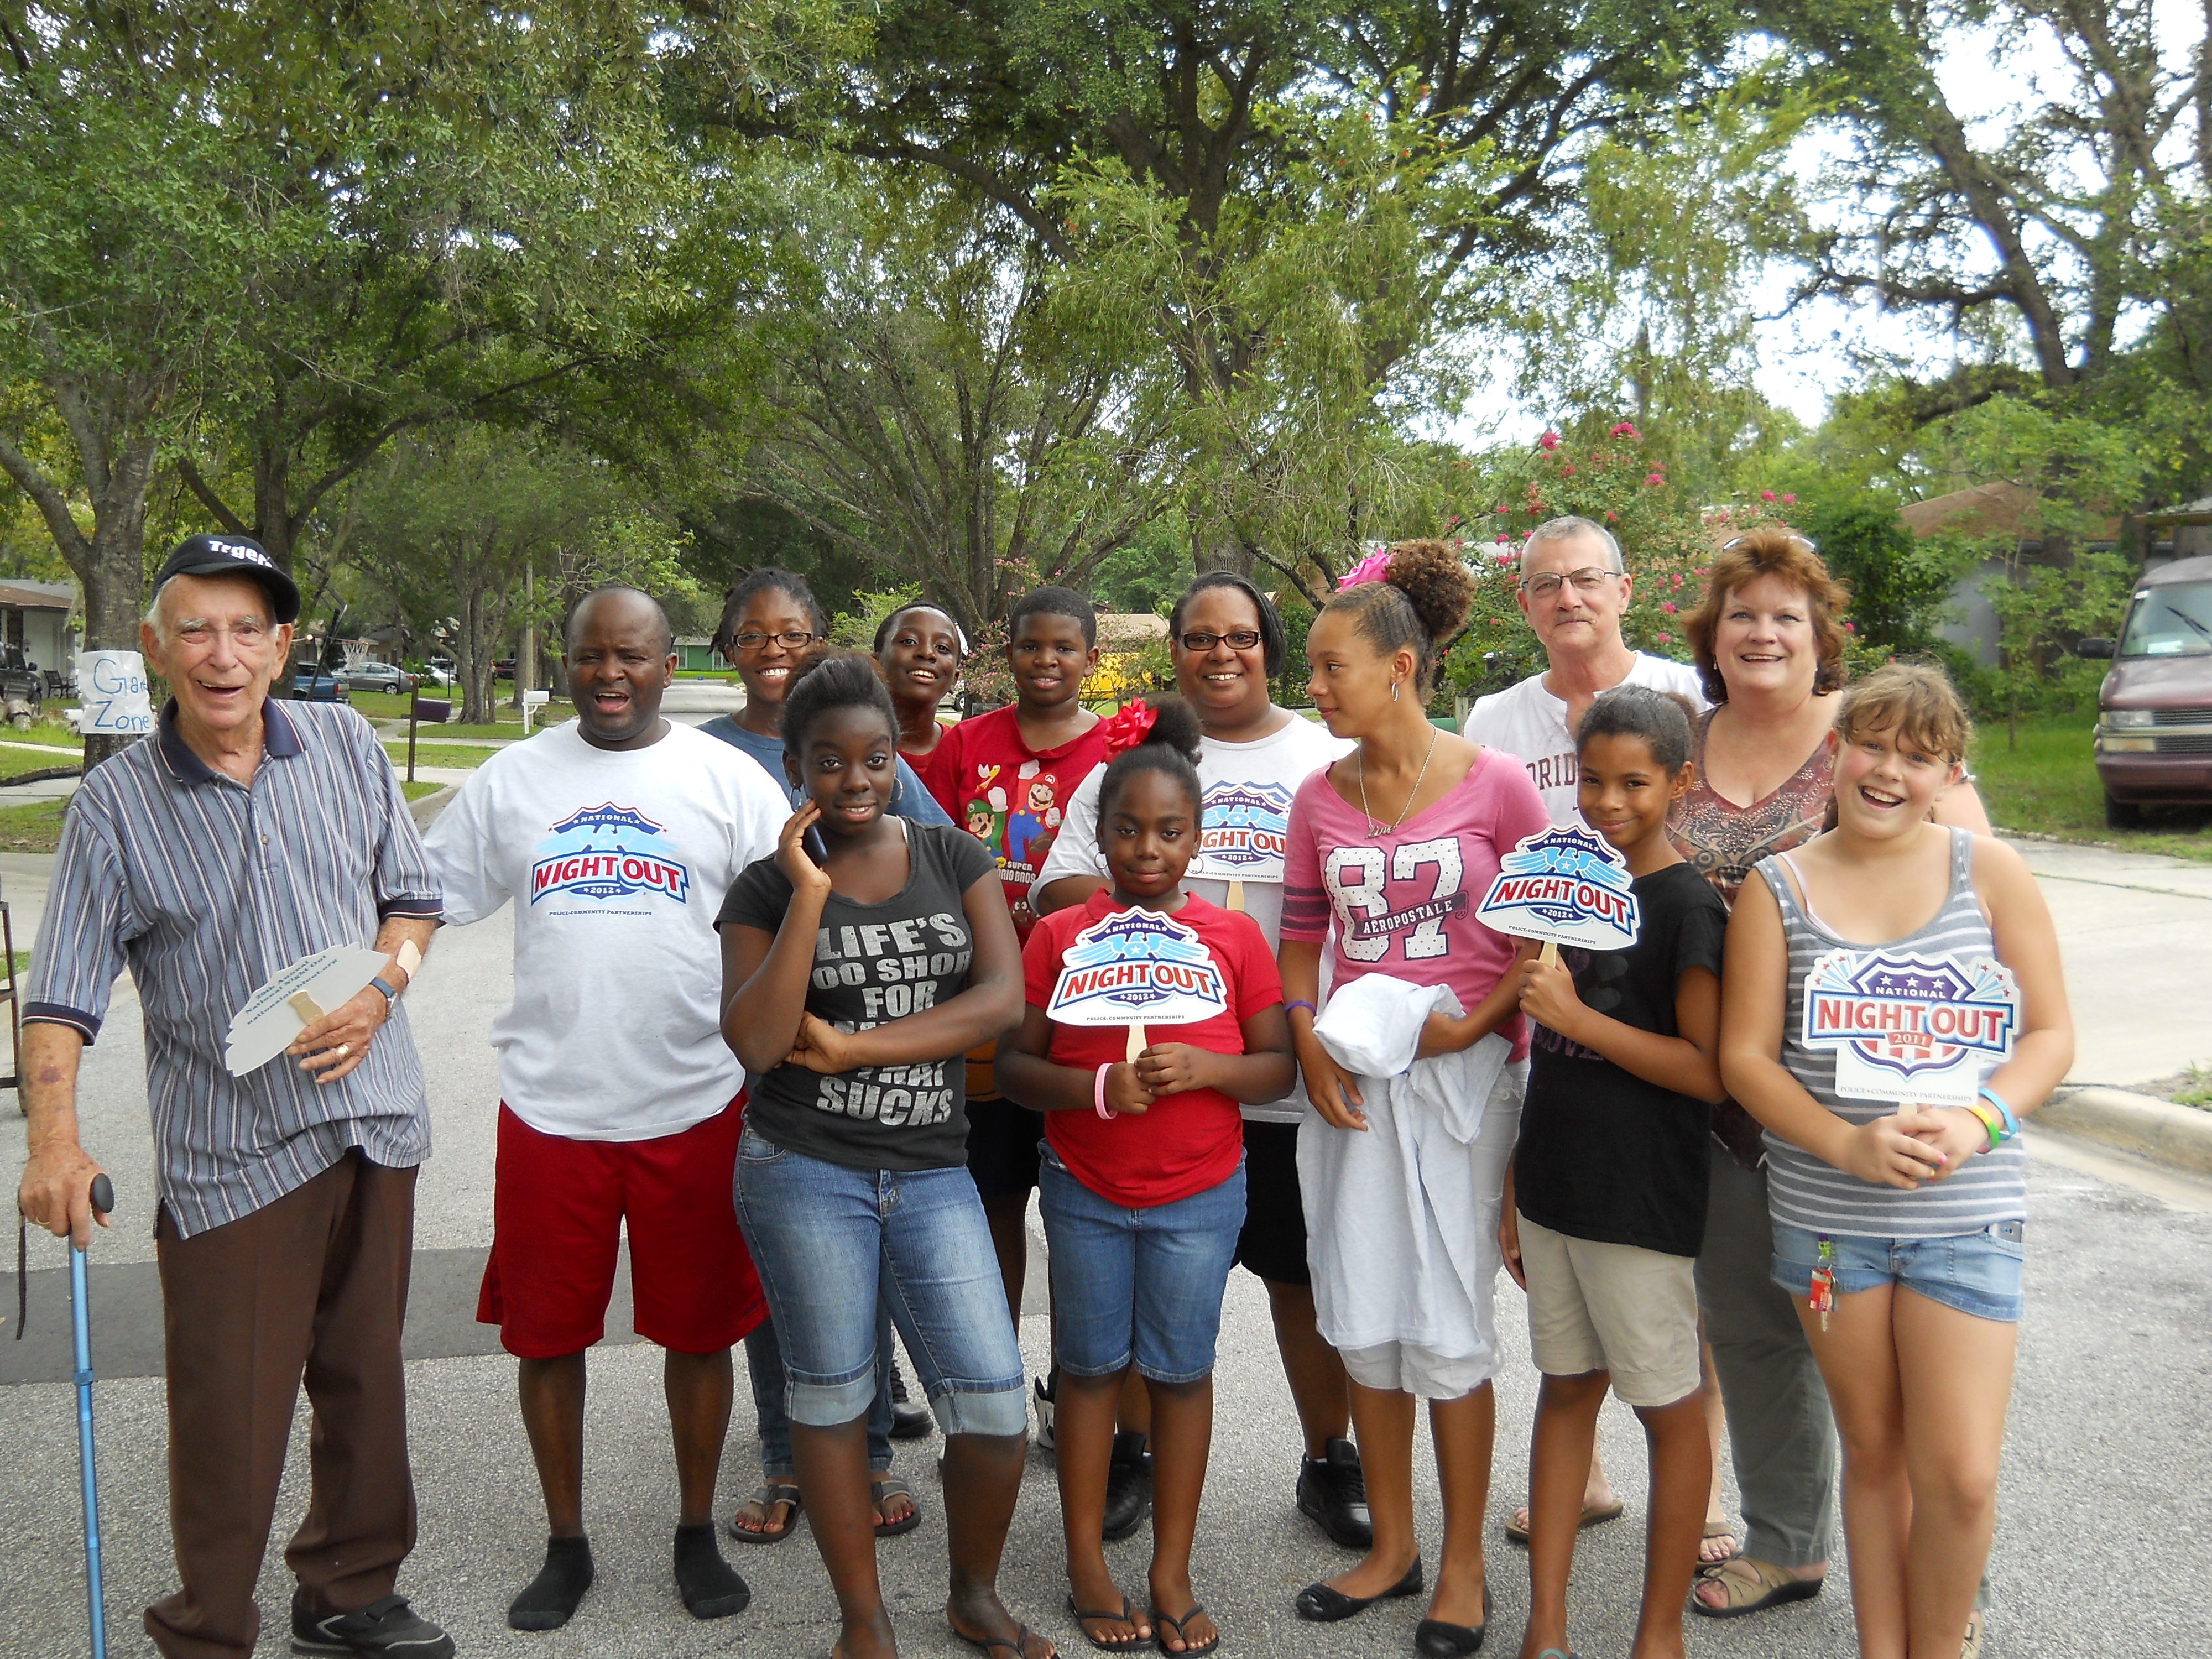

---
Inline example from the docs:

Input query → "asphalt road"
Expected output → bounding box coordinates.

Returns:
[3,847,2209,1658]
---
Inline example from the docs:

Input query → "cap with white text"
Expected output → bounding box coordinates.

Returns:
[154,534,301,625]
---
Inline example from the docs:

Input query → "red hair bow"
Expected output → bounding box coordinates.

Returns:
[1098,698,1158,758]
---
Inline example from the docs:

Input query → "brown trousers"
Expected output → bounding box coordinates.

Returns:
[145,1151,419,1659]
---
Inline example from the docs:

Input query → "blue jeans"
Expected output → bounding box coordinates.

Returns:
[744,1311,894,1478]
[1771,1220,2026,1324]
[1039,1146,1245,1384]
[734,1129,1028,1437]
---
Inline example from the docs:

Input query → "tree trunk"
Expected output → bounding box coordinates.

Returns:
[74,442,161,772]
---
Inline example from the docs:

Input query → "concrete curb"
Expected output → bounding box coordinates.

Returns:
[407,784,454,830]
[2041,1087,2212,1177]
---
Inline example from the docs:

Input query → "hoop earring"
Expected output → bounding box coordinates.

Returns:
[893,773,904,809]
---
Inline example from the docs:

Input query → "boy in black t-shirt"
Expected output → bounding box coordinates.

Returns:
[1499,687,1729,1659]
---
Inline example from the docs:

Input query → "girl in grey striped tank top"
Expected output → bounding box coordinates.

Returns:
[1717,664,2074,1659]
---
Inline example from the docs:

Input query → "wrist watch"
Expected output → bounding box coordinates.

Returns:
[369,975,403,1008]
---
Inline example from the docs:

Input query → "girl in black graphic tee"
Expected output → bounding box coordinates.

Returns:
[717,650,1041,1659]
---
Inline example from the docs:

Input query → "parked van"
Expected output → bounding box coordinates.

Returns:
[2077,554,2212,825]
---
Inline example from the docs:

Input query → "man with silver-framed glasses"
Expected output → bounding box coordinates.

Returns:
[1464,514,1707,826]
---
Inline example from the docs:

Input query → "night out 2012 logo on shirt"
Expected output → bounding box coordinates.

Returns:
[1476,826,1641,952]
[1048,907,1229,1027]
[1194,780,1294,878]
[530,803,692,910]
[1800,951,2019,1106]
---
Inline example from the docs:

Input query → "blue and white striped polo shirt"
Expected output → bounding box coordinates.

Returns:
[27,699,442,1237]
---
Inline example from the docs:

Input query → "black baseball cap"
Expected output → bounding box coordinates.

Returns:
[154,534,302,624]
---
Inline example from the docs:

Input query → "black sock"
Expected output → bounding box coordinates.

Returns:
[675,1521,752,1619]
[508,1534,593,1631]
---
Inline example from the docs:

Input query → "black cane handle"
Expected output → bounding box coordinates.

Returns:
[89,1175,113,1217]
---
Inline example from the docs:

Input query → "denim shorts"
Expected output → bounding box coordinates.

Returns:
[1038,1145,1245,1385]
[733,1129,1029,1437]
[1770,1220,2025,1324]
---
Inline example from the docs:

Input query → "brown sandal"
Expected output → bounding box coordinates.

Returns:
[1689,1556,1824,1618]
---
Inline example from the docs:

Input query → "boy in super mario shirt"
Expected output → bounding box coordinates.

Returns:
[425,589,788,1633]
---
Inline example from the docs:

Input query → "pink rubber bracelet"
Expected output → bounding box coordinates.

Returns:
[1094,1063,1116,1119]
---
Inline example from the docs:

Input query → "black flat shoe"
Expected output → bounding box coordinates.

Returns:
[1413,1585,1494,1655]
[1102,1431,1153,1542]
[1293,1556,1423,1622]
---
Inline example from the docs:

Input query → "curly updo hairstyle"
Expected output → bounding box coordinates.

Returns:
[781,646,900,754]
[1095,697,1207,826]
[1319,539,1475,699]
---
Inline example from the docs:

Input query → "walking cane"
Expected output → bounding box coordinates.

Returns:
[71,1172,116,1659]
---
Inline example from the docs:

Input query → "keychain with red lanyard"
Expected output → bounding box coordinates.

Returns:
[1809,1235,1836,1331]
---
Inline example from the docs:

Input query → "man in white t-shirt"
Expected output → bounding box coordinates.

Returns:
[1463,515,1710,1547]
[425,588,787,1634]
[1465,514,1707,828]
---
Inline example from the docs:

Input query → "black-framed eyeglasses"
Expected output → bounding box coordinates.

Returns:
[731,629,817,653]
[1518,567,1623,598]
[1177,629,1264,652]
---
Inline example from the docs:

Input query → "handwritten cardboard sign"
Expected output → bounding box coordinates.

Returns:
[1800,950,2020,1106]
[1476,825,1641,954]
[225,945,389,1076]
[1047,907,1228,1032]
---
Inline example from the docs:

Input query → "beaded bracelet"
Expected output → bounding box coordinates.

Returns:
[1094,1063,1116,1120]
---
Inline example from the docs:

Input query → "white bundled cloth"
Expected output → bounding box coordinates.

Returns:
[1298,973,1526,1400]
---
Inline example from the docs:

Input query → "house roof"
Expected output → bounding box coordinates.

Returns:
[2142,495,2212,527]
[1095,612,1170,650]
[0,581,76,611]
[1901,481,2125,543]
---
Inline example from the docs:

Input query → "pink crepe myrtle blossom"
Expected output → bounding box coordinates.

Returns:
[1782,494,1797,505]
[1761,489,1777,502]
[1644,473,1665,486]
[1660,601,1678,614]
[1539,430,1561,451]
[1559,465,1577,476]
[1657,632,1675,644]
[1609,421,1641,439]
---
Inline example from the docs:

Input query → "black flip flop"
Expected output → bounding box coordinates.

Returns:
[1150,1604,1219,1658]
[954,1621,1045,1658]
[1067,1592,1149,1653]
[726,1483,801,1545]
[872,1474,923,1537]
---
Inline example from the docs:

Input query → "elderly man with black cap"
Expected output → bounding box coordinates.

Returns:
[15,534,453,1659]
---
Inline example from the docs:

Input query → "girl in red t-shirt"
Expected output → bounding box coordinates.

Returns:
[997,700,1295,1657]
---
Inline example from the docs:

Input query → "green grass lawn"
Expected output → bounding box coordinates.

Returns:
[1971,715,2212,863]
[351,691,573,733]
[383,742,505,771]
[0,796,69,852]
[0,746,80,779]
[2,718,85,749]
[400,780,447,801]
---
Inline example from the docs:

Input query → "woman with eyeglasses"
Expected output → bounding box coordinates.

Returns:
[1033,573,1370,1561]
[701,567,952,1550]
[1667,529,1994,1642]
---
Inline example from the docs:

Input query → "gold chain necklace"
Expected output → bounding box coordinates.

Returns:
[1358,726,1438,838]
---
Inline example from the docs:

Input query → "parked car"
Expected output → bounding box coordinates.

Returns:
[2077,553,2212,825]
[493,656,515,680]
[0,646,44,706]
[343,661,416,695]
[291,667,351,702]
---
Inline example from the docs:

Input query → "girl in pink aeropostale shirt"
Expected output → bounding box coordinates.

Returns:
[1279,540,1549,1658]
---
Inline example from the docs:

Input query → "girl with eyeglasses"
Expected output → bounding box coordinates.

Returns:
[1033,574,1371,1555]
[700,567,950,1549]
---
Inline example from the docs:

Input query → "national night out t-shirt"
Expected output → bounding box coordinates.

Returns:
[717,822,998,1171]
[1512,860,1729,1257]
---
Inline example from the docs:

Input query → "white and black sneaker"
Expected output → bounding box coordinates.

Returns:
[291,1589,455,1658]
[1032,1371,1057,1451]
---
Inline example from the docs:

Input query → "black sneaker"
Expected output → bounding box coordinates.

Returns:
[889,1359,933,1440]
[1297,1436,1374,1549]
[1102,1430,1153,1541]
[291,1589,455,1658]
